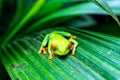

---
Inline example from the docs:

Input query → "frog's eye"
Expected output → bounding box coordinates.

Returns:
[68,42,73,50]
[51,44,56,50]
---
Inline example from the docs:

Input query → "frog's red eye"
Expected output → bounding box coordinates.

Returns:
[68,42,73,50]
[51,44,56,50]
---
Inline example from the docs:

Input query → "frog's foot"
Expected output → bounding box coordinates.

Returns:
[71,52,75,56]
[43,48,47,54]
[70,36,76,40]
[38,47,47,54]
[38,49,42,54]
[48,53,54,60]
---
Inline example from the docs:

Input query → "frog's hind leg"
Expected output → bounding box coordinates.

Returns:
[68,38,78,55]
[38,34,49,54]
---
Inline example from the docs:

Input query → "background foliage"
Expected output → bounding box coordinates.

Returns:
[0,0,120,80]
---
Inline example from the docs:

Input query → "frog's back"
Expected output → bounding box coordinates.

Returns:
[49,33,70,55]
[48,32,70,55]
[49,32,70,47]
[49,32,67,41]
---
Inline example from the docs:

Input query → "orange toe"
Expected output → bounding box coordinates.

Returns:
[38,50,42,54]
[71,52,75,56]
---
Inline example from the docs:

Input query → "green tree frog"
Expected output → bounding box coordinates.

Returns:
[38,31,78,60]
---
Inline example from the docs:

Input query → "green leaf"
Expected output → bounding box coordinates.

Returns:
[1,0,29,43]
[1,1,120,80]
[89,0,120,26]
[1,28,120,80]
[9,0,30,29]
[2,0,45,46]
[65,15,96,28]
[27,1,120,33]
[2,1,120,46]
[36,1,64,18]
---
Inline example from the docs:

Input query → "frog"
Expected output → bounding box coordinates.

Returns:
[38,31,78,60]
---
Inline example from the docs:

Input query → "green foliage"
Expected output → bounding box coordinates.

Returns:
[1,28,120,80]
[1,1,120,46]
[0,0,120,80]
[2,0,45,46]
[89,0,120,26]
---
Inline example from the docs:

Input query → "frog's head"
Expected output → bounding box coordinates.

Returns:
[51,42,73,56]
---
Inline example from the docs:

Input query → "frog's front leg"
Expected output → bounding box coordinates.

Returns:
[38,34,49,54]
[68,38,78,55]
[48,44,55,60]
[38,47,47,54]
